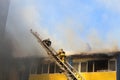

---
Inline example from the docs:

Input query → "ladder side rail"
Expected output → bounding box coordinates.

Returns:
[31,31,75,74]
[31,30,85,80]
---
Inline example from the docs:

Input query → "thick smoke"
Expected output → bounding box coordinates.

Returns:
[5,0,120,57]
[0,0,11,58]
[0,0,47,80]
[6,0,49,57]
[0,0,15,80]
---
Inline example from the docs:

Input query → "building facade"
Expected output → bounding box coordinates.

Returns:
[29,51,119,80]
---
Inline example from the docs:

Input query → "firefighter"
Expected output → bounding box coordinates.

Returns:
[42,38,51,47]
[57,49,66,63]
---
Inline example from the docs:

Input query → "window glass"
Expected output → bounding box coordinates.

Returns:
[88,61,93,72]
[109,60,115,71]
[49,63,55,73]
[43,64,48,73]
[37,64,42,74]
[81,62,87,72]
[30,64,37,74]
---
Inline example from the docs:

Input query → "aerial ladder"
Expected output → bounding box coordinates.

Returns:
[30,29,85,80]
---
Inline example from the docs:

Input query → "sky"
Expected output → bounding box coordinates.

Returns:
[6,0,120,56]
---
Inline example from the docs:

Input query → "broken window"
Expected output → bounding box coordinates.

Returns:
[94,60,108,72]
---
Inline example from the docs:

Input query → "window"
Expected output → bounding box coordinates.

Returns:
[88,61,94,72]
[94,60,108,72]
[49,63,55,73]
[30,63,37,74]
[109,60,116,71]
[79,59,116,72]
[37,64,42,74]
[43,64,48,73]
[81,62,87,72]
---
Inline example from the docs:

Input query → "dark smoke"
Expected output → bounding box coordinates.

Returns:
[0,0,45,80]
[0,0,13,80]
[0,0,11,58]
